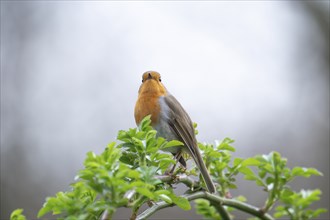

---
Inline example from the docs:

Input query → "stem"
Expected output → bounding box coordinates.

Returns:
[285,206,295,220]
[136,191,274,220]
[264,153,280,212]
[140,152,146,167]
[210,200,231,220]
[100,210,112,220]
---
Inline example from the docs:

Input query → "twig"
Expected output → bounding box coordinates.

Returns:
[136,191,274,220]
[100,210,110,220]
[155,174,200,189]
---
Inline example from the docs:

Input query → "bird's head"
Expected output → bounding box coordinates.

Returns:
[142,71,162,83]
[138,71,166,95]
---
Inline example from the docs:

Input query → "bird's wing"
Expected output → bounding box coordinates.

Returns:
[163,94,216,193]
[163,94,198,161]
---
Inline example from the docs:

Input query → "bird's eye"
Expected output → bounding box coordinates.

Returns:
[159,78,161,82]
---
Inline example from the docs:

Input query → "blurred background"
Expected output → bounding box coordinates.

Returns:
[1,1,329,219]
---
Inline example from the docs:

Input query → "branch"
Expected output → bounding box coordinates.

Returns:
[136,191,274,220]
[156,174,200,189]
[205,193,274,220]
[156,174,230,219]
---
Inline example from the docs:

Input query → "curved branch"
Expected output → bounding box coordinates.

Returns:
[136,191,274,220]
[155,174,230,219]
[204,192,273,220]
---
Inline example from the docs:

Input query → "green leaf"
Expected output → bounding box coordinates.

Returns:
[266,177,274,185]
[136,187,155,199]
[37,205,51,218]
[273,206,286,218]
[120,151,138,166]
[117,130,129,141]
[127,170,141,179]
[311,208,327,217]
[85,162,101,168]
[193,122,199,135]
[217,138,235,152]
[10,209,26,220]
[155,189,171,195]
[161,140,184,149]
[195,199,221,220]
[158,194,172,203]
[146,130,157,140]
[146,130,158,151]
[255,179,266,187]
[132,137,145,150]
[235,195,247,202]
[209,151,222,159]
[139,115,153,132]
[159,161,175,172]
[280,188,294,202]
[292,167,323,178]
[242,158,261,166]
[228,183,237,189]
[258,169,267,179]
[239,166,255,176]
[172,196,191,211]
[233,157,244,167]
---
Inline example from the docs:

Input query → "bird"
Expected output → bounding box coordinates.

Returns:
[134,71,216,193]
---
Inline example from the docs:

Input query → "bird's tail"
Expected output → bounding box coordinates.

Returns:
[193,148,216,193]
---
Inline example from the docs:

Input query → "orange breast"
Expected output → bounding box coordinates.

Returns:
[135,94,161,125]
[134,79,167,126]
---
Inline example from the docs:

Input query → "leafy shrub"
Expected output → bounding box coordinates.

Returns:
[10,116,326,220]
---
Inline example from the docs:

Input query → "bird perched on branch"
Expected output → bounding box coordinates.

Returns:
[134,71,216,193]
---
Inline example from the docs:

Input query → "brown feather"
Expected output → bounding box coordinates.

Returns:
[164,95,216,193]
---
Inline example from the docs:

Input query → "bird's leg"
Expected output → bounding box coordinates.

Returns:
[165,151,183,175]
[168,163,177,174]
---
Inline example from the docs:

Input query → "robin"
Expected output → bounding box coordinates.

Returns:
[134,71,216,193]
